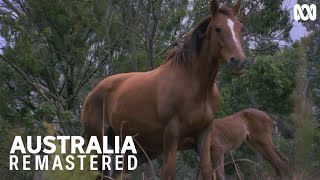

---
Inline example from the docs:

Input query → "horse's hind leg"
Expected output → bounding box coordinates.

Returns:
[272,145,290,178]
[247,140,290,180]
[273,146,289,164]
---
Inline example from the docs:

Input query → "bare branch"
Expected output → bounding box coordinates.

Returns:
[0,54,52,102]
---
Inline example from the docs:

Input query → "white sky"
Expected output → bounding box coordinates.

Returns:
[284,0,309,41]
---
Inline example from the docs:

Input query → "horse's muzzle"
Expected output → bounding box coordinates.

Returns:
[229,57,247,75]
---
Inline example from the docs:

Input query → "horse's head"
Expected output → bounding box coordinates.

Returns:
[209,0,246,75]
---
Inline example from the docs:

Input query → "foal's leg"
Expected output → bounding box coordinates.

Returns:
[247,140,290,180]
[162,119,180,180]
[211,147,225,180]
[197,125,214,180]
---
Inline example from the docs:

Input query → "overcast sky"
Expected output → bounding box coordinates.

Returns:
[285,0,309,41]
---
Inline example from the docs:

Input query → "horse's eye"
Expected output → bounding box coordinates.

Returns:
[215,27,222,32]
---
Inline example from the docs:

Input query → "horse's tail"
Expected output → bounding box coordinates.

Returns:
[81,91,117,177]
[80,95,90,143]
[107,126,116,149]
[81,92,106,143]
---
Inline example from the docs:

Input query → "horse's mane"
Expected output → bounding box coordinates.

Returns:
[164,16,212,67]
[164,7,234,68]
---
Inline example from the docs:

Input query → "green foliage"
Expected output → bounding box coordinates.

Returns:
[217,46,300,118]
[0,116,34,180]
[306,32,320,123]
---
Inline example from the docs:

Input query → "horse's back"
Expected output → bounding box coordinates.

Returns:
[91,70,159,104]
[81,73,134,135]
[240,108,273,134]
[211,108,272,151]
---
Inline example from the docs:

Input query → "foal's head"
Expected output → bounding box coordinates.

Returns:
[208,0,246,74]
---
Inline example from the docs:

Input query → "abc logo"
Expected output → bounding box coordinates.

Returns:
[294,4,317,21]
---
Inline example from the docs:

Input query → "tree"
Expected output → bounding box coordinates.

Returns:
[0,0,124,135]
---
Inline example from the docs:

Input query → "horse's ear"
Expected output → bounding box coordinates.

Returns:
[233,0,242,16]
[210,0,219,16]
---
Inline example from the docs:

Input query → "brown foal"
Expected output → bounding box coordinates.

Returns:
[208,108,290,180]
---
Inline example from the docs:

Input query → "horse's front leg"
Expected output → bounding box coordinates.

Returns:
[162,118,180,180]
[197,124,214,180]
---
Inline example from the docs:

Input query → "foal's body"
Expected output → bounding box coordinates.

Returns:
[209,108,290,180]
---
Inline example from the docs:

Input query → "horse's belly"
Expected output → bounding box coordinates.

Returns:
[110,111,166,152]
[110,105,160,131]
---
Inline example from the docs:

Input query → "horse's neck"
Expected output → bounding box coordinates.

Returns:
[160,38,220,95]
[191,40,220,94]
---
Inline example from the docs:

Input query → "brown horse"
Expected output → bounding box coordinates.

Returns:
[200,108,290,180]
[81,0,246,179]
